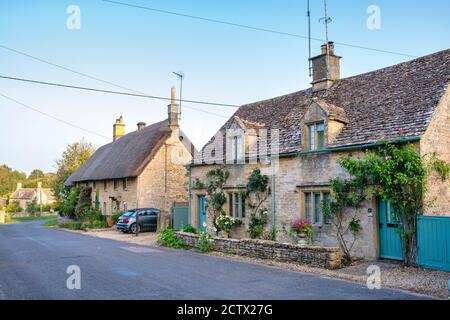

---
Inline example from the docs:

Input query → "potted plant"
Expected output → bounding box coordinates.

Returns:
[214,214,236,238]
[290,217,314,244]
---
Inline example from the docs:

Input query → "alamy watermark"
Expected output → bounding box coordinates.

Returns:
[66,5,81,30]
[66,265,81,290]
[367,5,381,30]
[366,265,381,290]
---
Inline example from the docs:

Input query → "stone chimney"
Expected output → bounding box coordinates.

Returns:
[168,86,180,131]
[137,122,146,131]
[37,182,42,189]
[310,42,341,92]
[16,182,22,191]
[113,116,126,141]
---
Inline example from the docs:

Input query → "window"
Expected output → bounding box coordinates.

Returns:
[303,191,331,225]
[123,178,128,191]
[230,136,243,162]
[103,202,107,215]
[123,202,127,212]
[307,122,325,151]
[93,181,96,190]
[104,181,107,191]
[114,179,118,190]
[227,192,245,218]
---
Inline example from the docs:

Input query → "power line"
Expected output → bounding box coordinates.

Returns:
[0,75,240,108]
[102,0,418,59]
[0,92,110,140]
[0,44,231,118]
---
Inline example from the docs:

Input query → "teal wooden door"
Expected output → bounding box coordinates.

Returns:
[198,196,207,233]
[378,200,403,260]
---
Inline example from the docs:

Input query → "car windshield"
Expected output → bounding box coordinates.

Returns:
[123,211,136,217]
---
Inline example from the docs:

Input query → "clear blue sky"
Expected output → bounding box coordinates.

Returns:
[1,0,449,174]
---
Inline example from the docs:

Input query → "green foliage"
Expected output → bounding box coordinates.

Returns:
[5,201,22,213]
[59,221,83,230]
[321,176,366,263]
[181,224,197,234]
[206,168,230,218]
[74,186,93,220]
[335,141,449,266]
[0,165,27,196]
[60,186,80,219]
[197,232,214,253]
[248,209,269,239]
[111,213,122,224]
[53,139,96,202]
[26,199,40,214]
[247,168,269,194]
[11,214,57,223]
[263,228,278,241]
[193,178,205,189]
[157,228,188,249]
[43,219,58,227]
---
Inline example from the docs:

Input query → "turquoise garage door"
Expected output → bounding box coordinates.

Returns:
[417,216,450,272]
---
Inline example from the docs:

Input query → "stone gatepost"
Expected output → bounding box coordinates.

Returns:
[0,210,5,224]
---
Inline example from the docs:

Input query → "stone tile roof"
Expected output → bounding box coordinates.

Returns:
[198,48,449,160]
[10,189,36,200]
[66,120,196,185]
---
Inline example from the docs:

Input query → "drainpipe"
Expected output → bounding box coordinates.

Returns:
[271,159,276,229]
[187,166,191,225]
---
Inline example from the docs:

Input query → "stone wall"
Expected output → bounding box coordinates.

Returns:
[420,89,450,216]
[175,232,341,269]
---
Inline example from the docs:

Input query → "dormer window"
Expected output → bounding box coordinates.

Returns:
[307,122,325,151]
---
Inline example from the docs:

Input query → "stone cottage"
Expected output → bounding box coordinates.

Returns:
[10,182,55,210]
[66,87,195,217]
[188,43,450,260]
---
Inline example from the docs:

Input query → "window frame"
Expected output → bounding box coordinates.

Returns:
[302,190,331,226]
[307,122,325,151]
[227,191,245,219]
[123,178,128,191]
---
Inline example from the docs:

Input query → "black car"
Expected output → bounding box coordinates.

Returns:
[116,208,160,233]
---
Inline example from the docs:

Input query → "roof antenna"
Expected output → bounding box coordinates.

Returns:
[172,71,184,120]
[319,0,332,80]
[307,0,312,77]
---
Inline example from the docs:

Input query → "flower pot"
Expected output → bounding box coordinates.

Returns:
[297,233,307,245]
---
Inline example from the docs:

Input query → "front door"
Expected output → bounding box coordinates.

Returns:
[378,200,403,260]
[198,196,207,233]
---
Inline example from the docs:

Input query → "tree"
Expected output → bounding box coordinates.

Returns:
[0,165,27,196]
[53,139,96,201]
[28,169,44,180]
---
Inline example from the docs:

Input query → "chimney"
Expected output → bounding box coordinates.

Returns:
[113,116,126,141]
[310,42,341,92]
[16,182,22,190]
[37,181,42,189]
[168,86,180,131]
[137,122,146,131]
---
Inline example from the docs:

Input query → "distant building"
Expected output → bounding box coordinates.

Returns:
[10,182,55,210]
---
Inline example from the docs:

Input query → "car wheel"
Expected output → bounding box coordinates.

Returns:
[130,223,140,234]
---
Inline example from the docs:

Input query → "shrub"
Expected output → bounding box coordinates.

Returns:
[214,214,236,233]
[197,232,214,253]
[59,221,83,230]
[181,224,197,234]
[157,228,187,249]
[60,187,80,218]
[290,217,314,242]
[43,219,58,227]
[5,201,22,213]
[263,228,278,241]
[111,213,121,224]
[248,209,269,239]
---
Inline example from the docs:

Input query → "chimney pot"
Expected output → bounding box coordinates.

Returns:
[16,182,22,190]
[137,122,146,130]
[37,182,42,189]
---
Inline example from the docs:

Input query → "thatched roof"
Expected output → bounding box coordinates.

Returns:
[66,120,195,185]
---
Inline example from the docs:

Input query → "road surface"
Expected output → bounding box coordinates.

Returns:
[0,220,429,300]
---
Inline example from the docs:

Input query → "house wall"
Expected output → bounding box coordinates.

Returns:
[137,130,192,212]
[420,88,450,216]
[189,150,380,260]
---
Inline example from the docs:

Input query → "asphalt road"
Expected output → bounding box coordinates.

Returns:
[0,220,429,300]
